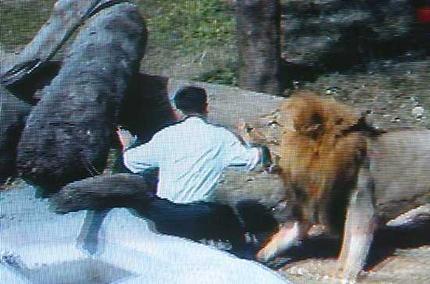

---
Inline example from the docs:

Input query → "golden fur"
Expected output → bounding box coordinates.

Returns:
[278,91,369,230]
[259,92,430,280]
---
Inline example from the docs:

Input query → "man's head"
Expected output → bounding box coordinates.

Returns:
[173,86,208,116]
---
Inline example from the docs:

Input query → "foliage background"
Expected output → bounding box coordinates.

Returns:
[0,0,238,85]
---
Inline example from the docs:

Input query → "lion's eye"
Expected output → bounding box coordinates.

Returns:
[245,126,254,133]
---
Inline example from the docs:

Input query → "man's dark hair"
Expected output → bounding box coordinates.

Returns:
[173,86,207,114]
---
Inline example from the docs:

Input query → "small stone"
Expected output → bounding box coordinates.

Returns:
[268,120,279,128]
[412,106,424,119]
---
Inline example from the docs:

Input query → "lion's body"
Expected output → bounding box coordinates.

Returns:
[257,92,430,281]
[369,130,430,221]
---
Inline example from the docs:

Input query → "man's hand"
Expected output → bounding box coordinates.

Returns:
[116,127,137,150]
[236,119,267,145]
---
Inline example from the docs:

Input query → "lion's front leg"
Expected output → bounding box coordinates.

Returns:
[256,221,310,262]
[337,162,377,283]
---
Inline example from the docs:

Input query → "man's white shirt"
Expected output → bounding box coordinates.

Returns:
[123,116,261,204]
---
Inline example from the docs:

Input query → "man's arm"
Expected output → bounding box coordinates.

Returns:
[117,127,137,151]
[116,128,160,173]
[224,130,272,171]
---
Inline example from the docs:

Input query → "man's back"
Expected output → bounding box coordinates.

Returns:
[124,116,259,203]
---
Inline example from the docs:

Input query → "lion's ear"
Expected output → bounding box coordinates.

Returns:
[340,114,386,136]
[333,116,360,134]
[325,101,362,135]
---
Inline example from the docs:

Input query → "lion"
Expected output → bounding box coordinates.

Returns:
[256,91,430,282]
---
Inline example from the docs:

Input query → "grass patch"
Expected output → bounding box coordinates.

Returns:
[0,1,56,48]
[0,1,235,51]
[138,0,235,53]
[138,0,238,85]
[195,65,238,86]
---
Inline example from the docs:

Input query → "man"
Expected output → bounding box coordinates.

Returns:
[117,85,272,255]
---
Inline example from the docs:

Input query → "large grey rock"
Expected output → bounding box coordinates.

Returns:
[4,61,61,104]
[0,0,121,85]
[0,85,31,185]
[118,73,175,143]
[282,0,423,71]
[16,2,147,190]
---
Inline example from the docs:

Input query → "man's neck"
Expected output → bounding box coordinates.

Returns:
[182,113,207,120]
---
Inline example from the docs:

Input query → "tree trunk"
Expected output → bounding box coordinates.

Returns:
[235,0,283,95]
[17,2,147,190]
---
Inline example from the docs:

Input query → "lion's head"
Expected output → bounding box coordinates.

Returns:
[276,91,376,232]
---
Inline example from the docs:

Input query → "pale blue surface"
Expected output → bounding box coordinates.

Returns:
[0,183,290,284]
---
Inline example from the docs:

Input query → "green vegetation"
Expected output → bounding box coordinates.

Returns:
[140,0,235,53]
[0,1,56,48]
[139,0,238,85]
[0,0,238,85]
[197,65,237,85]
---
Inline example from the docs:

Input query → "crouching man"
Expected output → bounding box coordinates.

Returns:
[118,85,272,257]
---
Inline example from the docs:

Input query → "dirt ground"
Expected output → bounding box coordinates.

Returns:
[275,222,430,283]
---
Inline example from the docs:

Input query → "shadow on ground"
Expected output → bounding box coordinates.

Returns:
[270,220,430,271]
